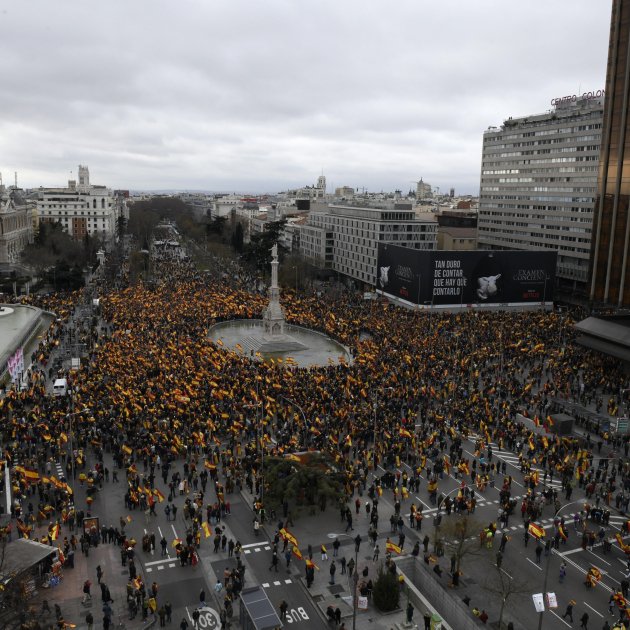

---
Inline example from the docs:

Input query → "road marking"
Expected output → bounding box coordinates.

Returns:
[262,583,269,588]
[157,566,164,571]
[526,558,542,571]
[242,542,264,549]
[583,602,603,618]
[500,568,512,579]
[169,563,175,568]
[171,524,178,539]
[285,579,291,584]
[145,558,175,567]
[550,609,572,627]
[273,581,281,586]
[587,550,611,566]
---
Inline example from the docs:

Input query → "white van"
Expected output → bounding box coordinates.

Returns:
[53,378,68,397]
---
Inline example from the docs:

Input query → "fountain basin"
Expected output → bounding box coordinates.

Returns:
[208,319,352,368]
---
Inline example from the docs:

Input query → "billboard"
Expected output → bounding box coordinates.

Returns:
[376,245,557,307]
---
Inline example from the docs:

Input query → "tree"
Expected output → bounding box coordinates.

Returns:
[483,563,529,629]
[437,514,484,574]
[372,564,400,612]
[262,453,345,517]
[231,222,244,253]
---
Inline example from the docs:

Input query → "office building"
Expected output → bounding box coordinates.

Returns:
[37,166,124,241]
[478,97,604,287]
[300,203,437,286]
[589,0,630,306]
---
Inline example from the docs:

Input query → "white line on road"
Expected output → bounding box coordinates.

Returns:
[526,558,542,571]
[500,568,512,579]
[242,542,265,549]
[145,558,175,567]
[583,602,603,618]
[587,550,611,566]
[171,524,178,539]
[415,495,432,510]
[550,609,572,627]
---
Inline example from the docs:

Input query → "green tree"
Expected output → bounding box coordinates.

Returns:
[372,564,400,612]
[263,453,345,517]
[242,219,287,270]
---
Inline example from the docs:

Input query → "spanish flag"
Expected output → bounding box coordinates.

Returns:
[172,538,183,548]
[204,461,216,471]
[122,445,133,456]
[386,541,402,555]
[528,523,545,539]
[50,524,61,541]
[292,545,303,560]
[202,522,212,538]
[305,558,320,571]
[399,428,412,439]
[153,488,165,503]
[280,528,299,547]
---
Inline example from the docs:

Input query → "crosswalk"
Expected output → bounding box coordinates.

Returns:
[243,543,272,555]
[261,578,293,589]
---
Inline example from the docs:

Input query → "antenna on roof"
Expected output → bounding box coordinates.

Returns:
[14,172,17,189]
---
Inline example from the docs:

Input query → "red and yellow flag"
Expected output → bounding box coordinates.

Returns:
[201,522,212,538]
[386,541,402,555]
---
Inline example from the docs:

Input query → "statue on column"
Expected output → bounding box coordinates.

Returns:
[271,243,278,261]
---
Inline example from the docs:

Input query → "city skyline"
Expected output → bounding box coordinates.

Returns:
[0,0,610,194]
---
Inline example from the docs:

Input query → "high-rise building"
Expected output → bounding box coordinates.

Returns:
[478,97,604,287]
[589,0,630,306]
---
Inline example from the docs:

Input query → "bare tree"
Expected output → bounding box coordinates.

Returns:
[483,562,530,629]
[437,514,485,573]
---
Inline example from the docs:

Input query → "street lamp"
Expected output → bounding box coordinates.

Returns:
[536,499,585,630]
[328,532,360,630]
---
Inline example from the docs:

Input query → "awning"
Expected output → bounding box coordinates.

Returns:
[0,539,57,583]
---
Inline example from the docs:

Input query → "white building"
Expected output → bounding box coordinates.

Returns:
[478,96,603,286]
[300,203,437,286]
[0,184,34,265]
[36,166,123,241]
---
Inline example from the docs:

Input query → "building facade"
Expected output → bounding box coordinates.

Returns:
[36,166,122,241]
[589,0,630,307]
[299,203,437,286]
[478,98,604,287]
[0,185,33,265]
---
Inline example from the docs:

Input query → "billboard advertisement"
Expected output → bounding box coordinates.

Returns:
[376,245,557,307]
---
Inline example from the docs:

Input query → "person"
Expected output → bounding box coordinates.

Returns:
[96,565,103,584]
[200,589,206,607]
[192,608,200,628]
[423,610,431,630]
[180,618,189,630]
[563,602,574,623]
[86,612,94,630]
[406,602,414,623]
[580,611,589,628]
[279,600,288,621]
[559,561,567,583]
[83,579,92,603]
[329,560,337,585]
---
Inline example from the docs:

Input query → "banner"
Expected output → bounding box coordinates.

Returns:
[376,245,557,307]
[7,347,24,383]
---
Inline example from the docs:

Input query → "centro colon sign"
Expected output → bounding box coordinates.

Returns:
[551,90,605,106]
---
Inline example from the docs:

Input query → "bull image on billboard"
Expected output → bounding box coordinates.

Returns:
[376,245,557,308]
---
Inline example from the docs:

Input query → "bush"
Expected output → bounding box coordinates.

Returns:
[372,564,400,612]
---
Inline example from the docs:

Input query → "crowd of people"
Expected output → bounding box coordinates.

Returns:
[2,249,630,627]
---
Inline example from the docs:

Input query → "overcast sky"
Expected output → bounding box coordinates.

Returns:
[0,1,611,195]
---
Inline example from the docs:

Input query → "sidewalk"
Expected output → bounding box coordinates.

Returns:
[240,484,434,629]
